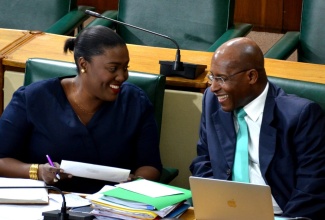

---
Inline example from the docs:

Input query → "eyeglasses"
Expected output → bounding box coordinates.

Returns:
[208,69,250,86]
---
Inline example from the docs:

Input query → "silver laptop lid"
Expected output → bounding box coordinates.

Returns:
[189,176,274,220]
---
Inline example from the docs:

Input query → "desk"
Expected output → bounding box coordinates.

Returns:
[2,28,325,115]
[0,28,212,85]
[265,58,325,83]
[181,207,195,219]
[0,28,213,113]
[0,29,75,113]
[2,28,325,85]
[0,28,29,53]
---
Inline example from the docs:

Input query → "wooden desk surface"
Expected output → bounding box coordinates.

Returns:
[1,28,325,114]
[265,58,325,84]
[1,28,211,90]
[2,31,74,68]
[127,44,211,89]
[180,207,195,219]
[2,28,325,88]
[0,28,27,53]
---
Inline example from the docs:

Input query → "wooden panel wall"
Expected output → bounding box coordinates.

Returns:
[234,0,302,32]
[77,0,118,13]
[78,0,302,33]
[282,0,303,31]
[234,0,283,32]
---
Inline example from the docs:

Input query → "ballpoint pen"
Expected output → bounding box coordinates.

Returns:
[46,154,60,180]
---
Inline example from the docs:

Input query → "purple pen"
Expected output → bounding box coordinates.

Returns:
[46,154,60,179]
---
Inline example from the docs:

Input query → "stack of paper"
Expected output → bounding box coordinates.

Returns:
[0,177,48,204]
[87,179,191,219]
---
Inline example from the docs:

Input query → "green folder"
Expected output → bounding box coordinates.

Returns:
[102,183,192,210]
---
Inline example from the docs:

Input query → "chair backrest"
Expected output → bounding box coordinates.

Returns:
[0,0,77,31]
[24,58,166,135]
[298,0,325,64]
[115,0,235,51]
[268,76,325,113]
[159,89,202,188]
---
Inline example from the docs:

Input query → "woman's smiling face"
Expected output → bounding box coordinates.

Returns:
[80,45,130,102]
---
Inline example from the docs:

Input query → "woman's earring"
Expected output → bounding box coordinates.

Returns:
[81,69,85,73]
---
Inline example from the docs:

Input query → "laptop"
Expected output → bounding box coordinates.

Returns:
[189,176,275,220]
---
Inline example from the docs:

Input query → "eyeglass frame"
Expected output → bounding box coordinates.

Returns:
[208,69,252,86]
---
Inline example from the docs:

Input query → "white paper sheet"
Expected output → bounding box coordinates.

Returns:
[85,185,114,201]
[49,193,91,208]
[60,160,130,182]
[115,179,183,197]
[0,178,48,204]
[0,197,61,220]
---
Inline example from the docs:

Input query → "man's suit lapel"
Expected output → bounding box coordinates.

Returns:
[212,109,237,169]
[259,83,278,181]
[208,82,278,180]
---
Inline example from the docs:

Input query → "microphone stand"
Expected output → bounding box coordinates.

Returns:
[85,10,206,79]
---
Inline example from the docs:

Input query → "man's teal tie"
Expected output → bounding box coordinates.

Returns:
[232,108,249,183]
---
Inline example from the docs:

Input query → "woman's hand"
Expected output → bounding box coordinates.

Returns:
[134,166,160,181]
[120,166,160,183]
[38,162,72,185]
[128,174,143,182]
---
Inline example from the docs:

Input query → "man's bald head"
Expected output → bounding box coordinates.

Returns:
[209,37,268,111]
[213,37,265,72]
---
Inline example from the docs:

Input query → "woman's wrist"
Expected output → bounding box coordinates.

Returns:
[29,164,39,180]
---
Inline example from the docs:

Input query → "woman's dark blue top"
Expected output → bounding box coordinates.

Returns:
[0,77,162,193]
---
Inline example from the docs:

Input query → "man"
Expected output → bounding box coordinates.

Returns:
[190,37,325,219]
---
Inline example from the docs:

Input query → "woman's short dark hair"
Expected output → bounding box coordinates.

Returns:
[64,25,126,72]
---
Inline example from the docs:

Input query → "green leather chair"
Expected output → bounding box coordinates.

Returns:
[268,76,325,113]
[0,0,94,35]
[24,58,178,184]
[86,0,253,52]
[264,0,325,64]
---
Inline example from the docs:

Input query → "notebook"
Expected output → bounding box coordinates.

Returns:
[189,176,274,220]
[0,177,48,204]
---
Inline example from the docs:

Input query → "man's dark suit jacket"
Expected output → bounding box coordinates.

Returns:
[190,82,325,219]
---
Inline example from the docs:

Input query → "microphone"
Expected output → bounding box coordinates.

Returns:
[0,186,93,220]
[84,10,206,79]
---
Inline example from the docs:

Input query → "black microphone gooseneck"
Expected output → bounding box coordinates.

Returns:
[0,185,69,220]
[84,10,183,71]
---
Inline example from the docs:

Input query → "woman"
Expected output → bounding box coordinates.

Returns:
[0,26,162,193]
